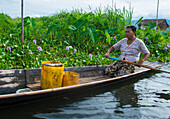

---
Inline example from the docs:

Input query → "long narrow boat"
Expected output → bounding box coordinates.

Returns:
[0,61,165,107]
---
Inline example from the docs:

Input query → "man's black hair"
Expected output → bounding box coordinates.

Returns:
[126,25,136,32]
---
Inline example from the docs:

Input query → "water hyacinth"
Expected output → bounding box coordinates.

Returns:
[7,46,11,52]
[164,47,167,51]
[29,51,32,54]
[74,49,77,53]
[163,45,169,51]
[66,46,69,50]
[33,39,36,44]
[37,46,42,52]
[89,54,92,59]
[111,36,116,40]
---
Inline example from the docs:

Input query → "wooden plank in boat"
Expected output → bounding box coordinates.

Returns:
[25,61,165,90]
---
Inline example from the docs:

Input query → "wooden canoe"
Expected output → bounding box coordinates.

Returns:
[0,61,165,107]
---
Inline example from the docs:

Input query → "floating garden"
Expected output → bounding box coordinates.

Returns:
[0,6,169,70]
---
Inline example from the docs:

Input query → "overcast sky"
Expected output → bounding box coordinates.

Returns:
[0,0,170,20]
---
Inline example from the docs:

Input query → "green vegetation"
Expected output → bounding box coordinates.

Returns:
[0,6,169,70]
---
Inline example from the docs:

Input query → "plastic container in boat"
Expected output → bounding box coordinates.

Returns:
[62,71,79,87]
[41,61,66,89]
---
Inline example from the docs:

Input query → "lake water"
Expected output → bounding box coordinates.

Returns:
[0,64,170,119]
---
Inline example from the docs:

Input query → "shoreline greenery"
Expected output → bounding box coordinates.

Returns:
[0,6,169,70]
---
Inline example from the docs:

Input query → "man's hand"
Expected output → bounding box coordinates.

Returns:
[104,46,114,58]
[104,52,110,57]
[136,59,144,67]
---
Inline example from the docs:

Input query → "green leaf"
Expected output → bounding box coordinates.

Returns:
[79,12,92,21]
[13,45,18,48]
[30,18,36,28]
[24,21,31,27]
[75,20,85,30]
[16,53,21,57]
[145,32,149,36]
[78,30,89,38]
[148,22,156,30]
[10,57,15,59]
[95,16,104,26]
[161,31,167,37]
[88,28,96,44]
[24,16,31,21]
[135,17,143,25]
[47,24,60,34]
[0,15,10,24]
[68,25,77,31]
[17,22,22,28]
[105,30,111,45]
[107,28,118,34]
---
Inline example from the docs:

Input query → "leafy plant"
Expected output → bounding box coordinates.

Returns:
[0,6,169,70]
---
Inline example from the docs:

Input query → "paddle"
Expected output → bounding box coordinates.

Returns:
[107,56,170,74]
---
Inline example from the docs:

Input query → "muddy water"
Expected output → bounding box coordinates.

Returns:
[0,64,170,119]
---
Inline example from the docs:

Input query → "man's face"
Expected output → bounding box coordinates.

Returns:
[125,28,135,39]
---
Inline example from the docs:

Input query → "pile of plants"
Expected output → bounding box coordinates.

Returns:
[0,6,169,70]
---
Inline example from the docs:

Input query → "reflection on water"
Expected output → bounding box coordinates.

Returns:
[111,84,138,108]
[134,67,170,119]
[0,64,170,119]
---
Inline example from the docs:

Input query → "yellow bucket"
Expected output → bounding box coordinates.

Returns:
[41,61,66,89]
[62,71,79,87]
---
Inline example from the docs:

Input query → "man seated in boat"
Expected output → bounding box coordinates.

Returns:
[104,25,150,77]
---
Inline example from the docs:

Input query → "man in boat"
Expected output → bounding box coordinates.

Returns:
[104,25,150,77]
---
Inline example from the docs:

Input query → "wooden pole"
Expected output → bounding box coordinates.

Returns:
[21,0,24,43]
[156,0,159,29]
[112,0,113,8]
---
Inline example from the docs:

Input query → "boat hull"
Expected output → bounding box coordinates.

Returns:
[0,61,164,107]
